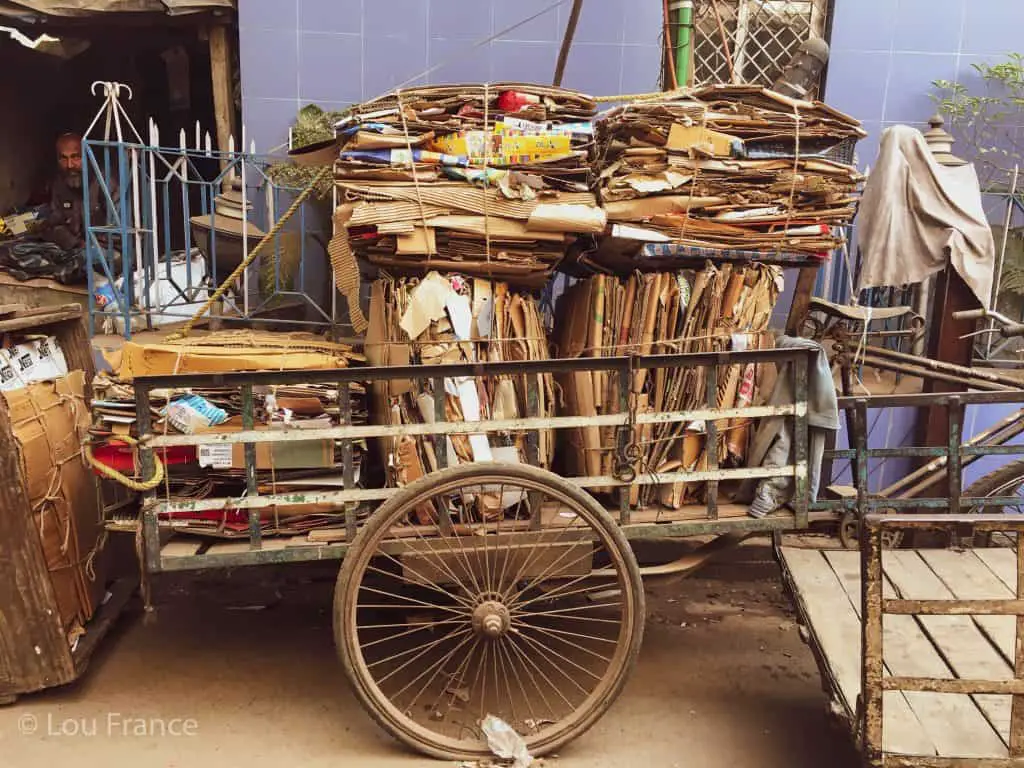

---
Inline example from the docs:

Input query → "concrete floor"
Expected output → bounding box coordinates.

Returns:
[0,539,859,768]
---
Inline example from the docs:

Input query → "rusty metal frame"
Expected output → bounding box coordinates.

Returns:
[810,389,1024,517]
[861,513,1024,768]
[128,347,815,573]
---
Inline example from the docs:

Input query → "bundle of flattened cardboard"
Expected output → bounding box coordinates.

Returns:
[555,261,782,507]
[590,85,865,267]
[366,272,554,522]
[90,331,371,539]
[3,347,105,642]
[328,83,607,313]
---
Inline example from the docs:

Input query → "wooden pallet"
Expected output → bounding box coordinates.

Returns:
[780,546,1016,761]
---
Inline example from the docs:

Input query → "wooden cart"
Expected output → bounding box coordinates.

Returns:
[781,390,1024,767]
[123,346,816,761]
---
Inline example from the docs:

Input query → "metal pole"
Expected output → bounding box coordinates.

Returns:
[552,0,583,87]
[858,343,1024,389]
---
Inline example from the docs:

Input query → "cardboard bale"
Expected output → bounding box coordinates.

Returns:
[4,371,106,636]
[555,265,782,507]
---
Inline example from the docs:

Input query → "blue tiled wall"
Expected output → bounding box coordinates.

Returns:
[826,0,1024,171]
[239,0,665,152]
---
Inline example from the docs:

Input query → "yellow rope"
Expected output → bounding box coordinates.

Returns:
[166,165,333,342]
[593,87,694,103]
[84,434,165,492]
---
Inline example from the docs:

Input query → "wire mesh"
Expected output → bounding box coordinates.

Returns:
[692,0,829,88]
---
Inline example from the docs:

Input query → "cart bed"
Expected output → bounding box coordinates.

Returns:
[779,544,1014,761]
[155,502,791,571]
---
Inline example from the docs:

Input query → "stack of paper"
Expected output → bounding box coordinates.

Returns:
[590,85,866,265]
[365,271,554,522]
[329,83,606,289]
[555,262,782,508]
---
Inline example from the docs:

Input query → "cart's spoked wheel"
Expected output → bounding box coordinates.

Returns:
[839,512,904,550]
[334,463,644,762]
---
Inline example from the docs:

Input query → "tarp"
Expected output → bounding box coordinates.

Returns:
[856,124,995,306]
[0,0,233,19]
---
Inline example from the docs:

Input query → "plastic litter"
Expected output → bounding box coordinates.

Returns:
[165,394,228,434]
[481,715,532,768]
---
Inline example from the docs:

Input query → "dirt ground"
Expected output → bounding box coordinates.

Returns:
[0,538,858,768]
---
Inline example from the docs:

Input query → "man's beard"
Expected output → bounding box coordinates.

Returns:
[64,171,83,189]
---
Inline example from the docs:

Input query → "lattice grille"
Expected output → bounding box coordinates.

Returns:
[692,0,828,88]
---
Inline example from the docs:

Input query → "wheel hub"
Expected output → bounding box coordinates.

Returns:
[471,600,511,638]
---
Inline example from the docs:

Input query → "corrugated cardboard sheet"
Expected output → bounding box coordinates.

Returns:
[555,264,781,508]
[4,371,105,636]
[111,331,356,381]
[367,273,554,519]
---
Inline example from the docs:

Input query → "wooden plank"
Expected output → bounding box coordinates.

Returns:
[976,548,1018,594]
[885,550,1012,745]
[920,549,1016,666]
[825,550,1005,759]
[161,538,204,558]
[784,265,819,335]
[203,539,291,556]
[0,308,83,334]
[780,548,935,757]
[208,24,237,173]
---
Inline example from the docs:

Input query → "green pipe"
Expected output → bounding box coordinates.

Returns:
[671,0,694,87]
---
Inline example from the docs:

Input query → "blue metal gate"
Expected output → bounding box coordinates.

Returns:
[83,83,336,338]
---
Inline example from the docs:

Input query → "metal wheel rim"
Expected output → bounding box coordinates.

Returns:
[336,467,643,759]
[966,474,1024,547]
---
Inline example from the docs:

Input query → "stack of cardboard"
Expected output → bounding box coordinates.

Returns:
[589,85,865,267]
[6,371,106,639]
[366,272,554,521]
[329,83,606,291]
[88,332,371,539]
[555,262,782,507]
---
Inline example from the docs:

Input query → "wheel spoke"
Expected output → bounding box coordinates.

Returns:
[432,636,482,715]
[395,629,478,706]
[363,562,473,608]
[513,572,618,611]
[492,636,505,722]
[515,625,605,684]
[369,625,473,679]
[516,619,618,648]
[496,483,516,593]
[373,545,476,608]
[505,630,576,712]
[502,514,588,602]
[515,621,615,664]
[512,629,594,696]
[506,544,605,608]
[496,637,528,728]
[359,616,463,649]
[452,484,490,597]
[514,604,623,623]
[407,510,487,600]
[356,584,470,617]
[477,640,490,720]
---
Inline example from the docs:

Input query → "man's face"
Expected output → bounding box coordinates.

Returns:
[56,136,83,188]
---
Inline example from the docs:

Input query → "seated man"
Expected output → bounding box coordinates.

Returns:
[1,133,118,284]
[43,132,95,251]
